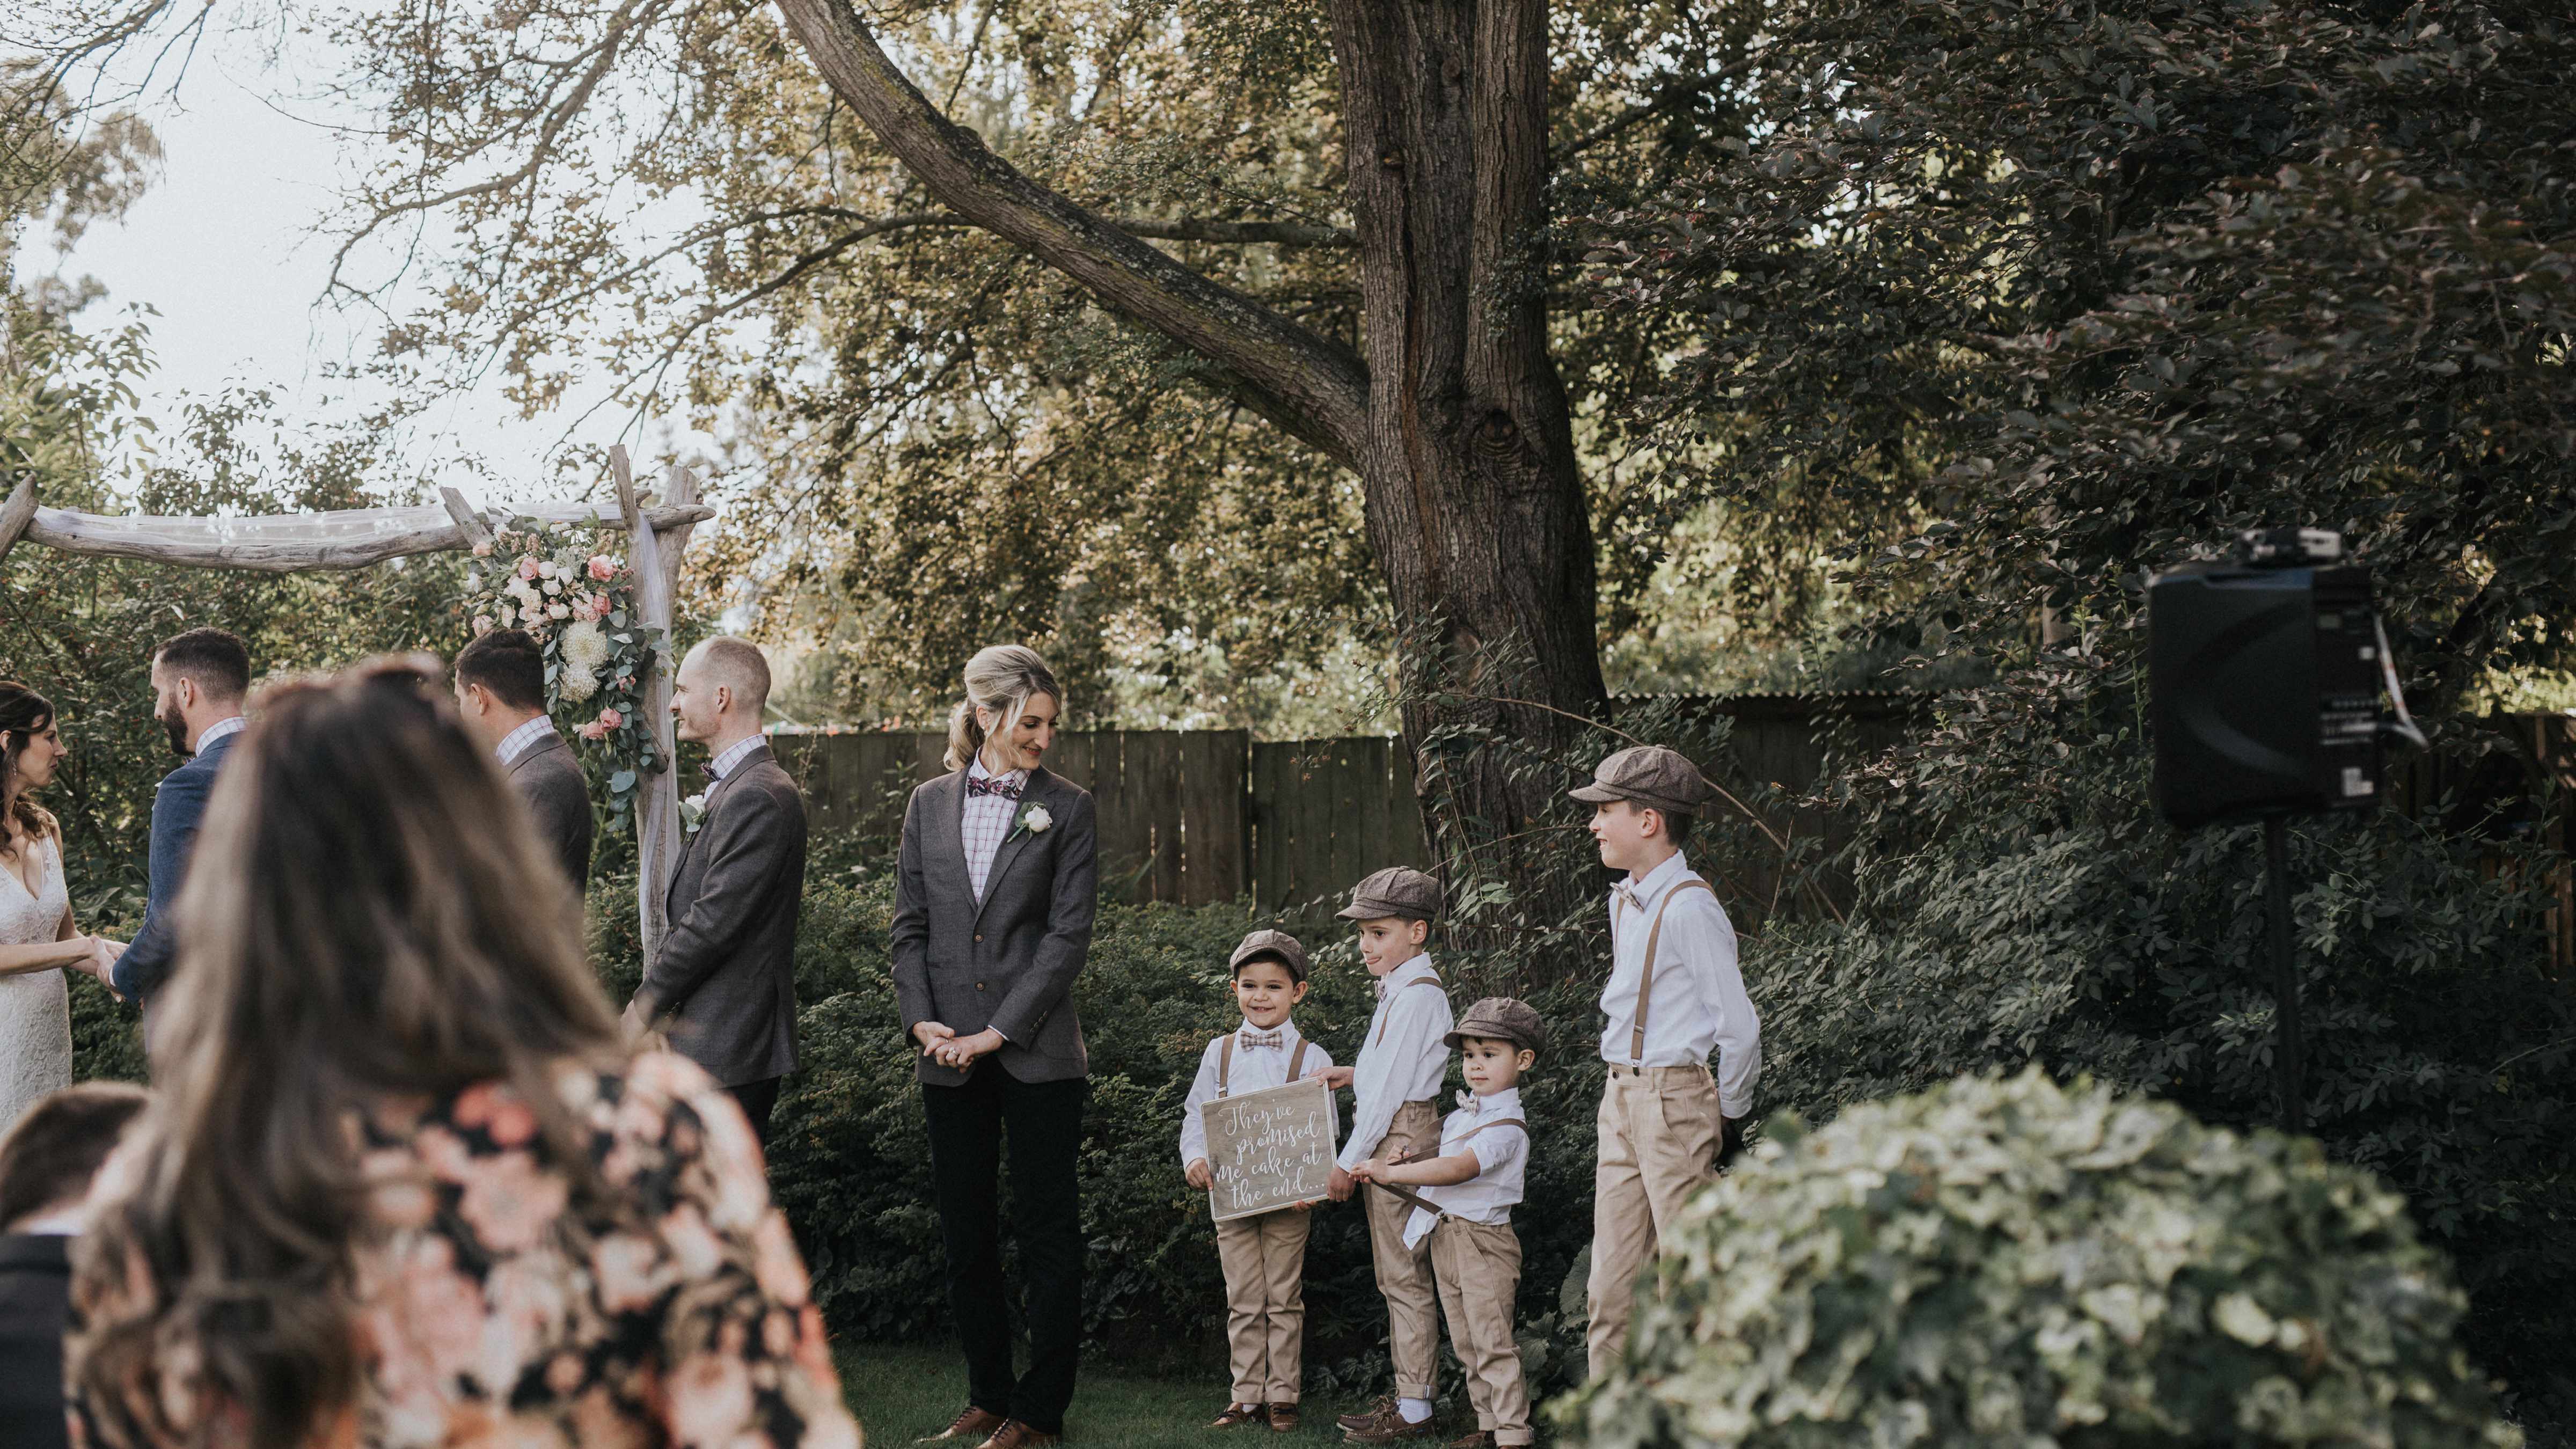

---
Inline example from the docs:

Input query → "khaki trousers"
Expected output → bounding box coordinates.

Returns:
[1585,1064,1722,1377]
[1363,1099,1443,1398]
[1430,1218,1531,1445]
[1216,1206,1313,1403]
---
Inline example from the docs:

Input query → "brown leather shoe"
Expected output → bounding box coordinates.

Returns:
[1211,1404,1268,1429]
[920,1408,1008,1444]
[976,1422,1063,1449]
[1267,1404,1301,1433]
[1342,1408,1438,1443]
[1336,1398,1396,1432]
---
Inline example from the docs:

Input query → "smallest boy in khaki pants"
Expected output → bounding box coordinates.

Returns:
[1351,998,1546,1449]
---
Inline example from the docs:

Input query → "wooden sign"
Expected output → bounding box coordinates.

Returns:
[1202,1077,1341,1222]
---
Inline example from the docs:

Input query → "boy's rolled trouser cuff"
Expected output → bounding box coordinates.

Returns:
[1364,1100,1443,1397]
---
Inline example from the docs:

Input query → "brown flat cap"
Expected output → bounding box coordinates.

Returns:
[1228,928,1311,982]
[1447,996,1547,1054]
[1336,866,1443,923]
[1567,744,1714,817]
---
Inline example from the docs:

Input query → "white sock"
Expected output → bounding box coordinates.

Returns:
[1398,1399,1434,1424]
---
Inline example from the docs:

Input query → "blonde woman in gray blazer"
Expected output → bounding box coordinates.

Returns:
[892,646,1097,1449]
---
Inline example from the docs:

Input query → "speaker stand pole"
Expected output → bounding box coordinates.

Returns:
[2264,815,2304,1133]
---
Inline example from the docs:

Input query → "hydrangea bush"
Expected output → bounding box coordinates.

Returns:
[1565,1070,2520,1449]
[463,517,663,827]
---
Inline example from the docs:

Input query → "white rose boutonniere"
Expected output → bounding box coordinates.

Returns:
[680,792,709,836]
[1009,801,1053,842]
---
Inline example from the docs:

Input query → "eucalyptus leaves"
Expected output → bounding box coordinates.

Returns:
[463,517,666,829]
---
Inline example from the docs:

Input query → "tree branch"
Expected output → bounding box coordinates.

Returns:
[769,0,1371,467]
[1555,46,1776,162]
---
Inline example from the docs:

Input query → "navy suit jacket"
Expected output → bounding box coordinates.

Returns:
[113,729,238,1017]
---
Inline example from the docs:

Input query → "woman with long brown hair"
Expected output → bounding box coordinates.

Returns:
[0,682,120,1135]
[65,660,861,1449]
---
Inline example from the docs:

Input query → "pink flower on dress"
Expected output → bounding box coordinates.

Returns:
[455,1148,570,1254]
[664,1350,755,1447]
[752,1210,811,1305]
[588,554,617,581]
[591,1230,677,1313]
[452,1081,539,1147]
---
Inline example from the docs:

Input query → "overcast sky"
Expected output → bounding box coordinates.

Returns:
[19,26,675,507]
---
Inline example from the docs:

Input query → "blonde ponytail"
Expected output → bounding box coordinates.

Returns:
[942,645,1063,771]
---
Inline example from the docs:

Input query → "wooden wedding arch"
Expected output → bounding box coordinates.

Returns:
[0,444,708,965]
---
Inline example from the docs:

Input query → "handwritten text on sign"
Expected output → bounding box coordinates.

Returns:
[1202,1077,1340,1222]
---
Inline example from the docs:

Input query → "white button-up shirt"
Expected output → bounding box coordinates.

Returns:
[1337,953,1452,1172]
[1598,850,1761,1117]
[1402,1086,1529,1248]
[962,759,1028,902]
[706,734,765,782]
[1178,1018,1338,1167]
[496,715,557,766]
[194,715,247,753]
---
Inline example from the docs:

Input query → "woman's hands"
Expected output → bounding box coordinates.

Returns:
[84,937,125,989]
[914,1021,1005,1071]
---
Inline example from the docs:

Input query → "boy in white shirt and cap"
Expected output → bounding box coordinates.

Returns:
[1350,997,1545,1449]
[1308,867,1453,1440]
[1181,930,1337,1432]
[1569,744,1761,1378]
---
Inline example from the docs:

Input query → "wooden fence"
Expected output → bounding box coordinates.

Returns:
[765,694,1920,917]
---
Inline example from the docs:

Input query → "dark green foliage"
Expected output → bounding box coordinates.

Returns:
[1567,1071,2519,1447]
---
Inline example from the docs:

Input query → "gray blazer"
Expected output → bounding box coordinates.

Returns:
[891,767,1097,1086]
[506,732,592,890]
[640,743,808,1087]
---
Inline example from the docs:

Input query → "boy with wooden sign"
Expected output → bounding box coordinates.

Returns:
[1350,997,1546,1449]
[1571,745,1761,1378]
[1181,929,1337,1432]
[1308,867,1453,1440]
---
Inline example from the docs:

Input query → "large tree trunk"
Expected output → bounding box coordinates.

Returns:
[772,0,1608,906]
[1329,0,1609,904]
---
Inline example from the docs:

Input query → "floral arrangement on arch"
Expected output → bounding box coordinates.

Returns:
[462,518,665,829]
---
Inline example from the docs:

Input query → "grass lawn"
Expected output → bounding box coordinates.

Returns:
[832,1341,1402,1449]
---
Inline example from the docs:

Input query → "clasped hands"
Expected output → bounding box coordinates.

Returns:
[913,1020,1004,1071]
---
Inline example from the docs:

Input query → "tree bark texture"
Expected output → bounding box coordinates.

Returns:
[773,0,1608,898]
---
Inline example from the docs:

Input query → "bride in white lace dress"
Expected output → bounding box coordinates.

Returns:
[2,682,121,1135]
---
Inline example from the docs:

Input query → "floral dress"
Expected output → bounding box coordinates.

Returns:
[68,1052,863,1449]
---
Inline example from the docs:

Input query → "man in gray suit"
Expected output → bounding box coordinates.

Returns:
[453,628,592,891]
[624,636,806,1142]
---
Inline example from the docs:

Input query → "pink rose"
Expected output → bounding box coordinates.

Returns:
[579,720,609,742]
[471,540,493,557]
[587,554,617,581]
[597,707,623,729]
[516,557,540,581]
[589,592,611,614]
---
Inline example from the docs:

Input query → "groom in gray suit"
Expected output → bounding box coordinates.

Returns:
[625,636,807,1142]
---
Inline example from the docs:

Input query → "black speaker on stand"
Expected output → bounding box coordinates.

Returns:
[2147,528,2421,1132]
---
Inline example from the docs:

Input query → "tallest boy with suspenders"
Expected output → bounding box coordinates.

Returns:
[1571,745,1763,1378]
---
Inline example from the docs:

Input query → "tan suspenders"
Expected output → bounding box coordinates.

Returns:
[1626,878,1715,1062]
[1451,1116,1526,1146]
[1216,1034,1311,1099]
[1374,974,1447,1045]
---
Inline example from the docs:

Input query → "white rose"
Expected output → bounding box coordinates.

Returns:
[548,602,570,619]
[519,605,546,626]
[537,560,559,579]
[1024,804,1053,833]
[543,579,562,596]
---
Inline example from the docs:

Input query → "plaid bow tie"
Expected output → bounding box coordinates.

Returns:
[967,773,1025,800]
[1613,881,1643,913]
[1238,1029,1284,1050]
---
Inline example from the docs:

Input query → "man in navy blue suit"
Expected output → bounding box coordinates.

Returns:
[111,627,251,1048]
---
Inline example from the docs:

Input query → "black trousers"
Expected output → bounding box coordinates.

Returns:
[921,1069,1087,1434]
[729,1076,782,1147]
